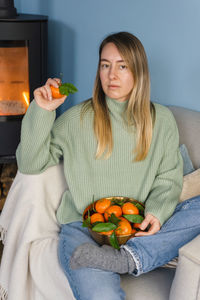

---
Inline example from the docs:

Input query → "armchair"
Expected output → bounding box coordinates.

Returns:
[0,104,200,300]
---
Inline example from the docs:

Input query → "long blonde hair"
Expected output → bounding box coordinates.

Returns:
[82,32,155,161]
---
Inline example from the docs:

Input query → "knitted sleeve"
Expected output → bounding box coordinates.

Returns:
[16,100,66,174]
[144,112,183,226]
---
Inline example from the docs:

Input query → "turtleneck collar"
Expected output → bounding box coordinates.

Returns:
[106,96,128,114]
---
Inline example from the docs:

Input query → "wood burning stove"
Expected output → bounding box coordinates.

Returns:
[0,0,48,163]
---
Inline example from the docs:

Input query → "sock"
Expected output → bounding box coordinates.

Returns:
[70,243,136,274]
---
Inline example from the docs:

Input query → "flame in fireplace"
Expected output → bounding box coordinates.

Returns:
[22,91,30,108]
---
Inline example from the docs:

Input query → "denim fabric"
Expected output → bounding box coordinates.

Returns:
[123,195,200,276]
[58,222,125,300]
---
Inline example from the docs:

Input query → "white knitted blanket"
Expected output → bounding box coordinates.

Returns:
[0,164,74,300]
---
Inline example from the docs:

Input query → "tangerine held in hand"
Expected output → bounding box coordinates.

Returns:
[95,198,111,214]
[50,85,64,99]
[104,205,122,221]
[122,202,139,215]
[133,223,142,229]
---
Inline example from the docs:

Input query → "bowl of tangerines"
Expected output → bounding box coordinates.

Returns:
[82,196,145,249]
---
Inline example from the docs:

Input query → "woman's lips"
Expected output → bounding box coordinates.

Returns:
[108,85,120,89]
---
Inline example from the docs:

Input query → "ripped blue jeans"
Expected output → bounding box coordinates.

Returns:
[58,196,200,300]
[123,195,200,276]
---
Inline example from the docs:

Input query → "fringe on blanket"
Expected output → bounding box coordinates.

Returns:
[162,257,178,269]
[0,285,8,300]
[0,226,6,245]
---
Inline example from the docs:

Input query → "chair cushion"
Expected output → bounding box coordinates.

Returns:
[121,268,175,300]
[168,106,200,169]
[180,168,200,202]
[169,235,200,300]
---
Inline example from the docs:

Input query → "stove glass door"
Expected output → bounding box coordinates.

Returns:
[0,40,30,116]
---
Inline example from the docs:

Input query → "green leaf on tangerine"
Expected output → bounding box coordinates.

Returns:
[123,214,144,223]
[135,203,145,213]
[91,221,103,227]
[111,198,124,206]
[82,217,91,228]
[109,232,120,250]
[92,222,117,232]
[59,83,78,96]
[108,213,121,226]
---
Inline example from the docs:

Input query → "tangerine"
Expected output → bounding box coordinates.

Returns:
[95,198,111,214]
[119,216,130,222]
[100,230,114,236]
[133,223,142,229]
[90,213,104,224]
[122,202,139,215]
[115,220,132,236]
[50,85,64,99]
[104,205,122,221]
[83,203,93,219]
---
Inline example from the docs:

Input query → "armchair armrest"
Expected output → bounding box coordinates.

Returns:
[169,234,200,300]
[179,234,200,264]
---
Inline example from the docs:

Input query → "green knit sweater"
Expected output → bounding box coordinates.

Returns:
[16,97,183,226]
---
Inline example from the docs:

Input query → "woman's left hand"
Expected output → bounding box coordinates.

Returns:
[134,213,161,236]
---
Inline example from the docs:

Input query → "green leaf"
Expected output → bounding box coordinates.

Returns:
[90,221,103,227]
[123,214,144,223]
[59,83,78,96]
[82,217,91,228]
[92,222,117,232]
[108,213,121,226]
[111,198,125,206]
[109,232,120,250]
[134,203,145,214]
[92,195,96,212]
[87,208,91,217]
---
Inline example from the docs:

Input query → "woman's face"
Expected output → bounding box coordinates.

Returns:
[99,42,134,102]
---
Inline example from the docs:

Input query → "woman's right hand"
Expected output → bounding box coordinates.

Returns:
[33,78,67,111]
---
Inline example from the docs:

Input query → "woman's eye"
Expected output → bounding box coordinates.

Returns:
[119,65,127,70]
[101,64,109,69]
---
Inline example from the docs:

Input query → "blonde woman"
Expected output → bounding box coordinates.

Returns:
[16,32,200,300]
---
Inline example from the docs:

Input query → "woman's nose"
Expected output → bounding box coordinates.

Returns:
[109,66,117,80]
